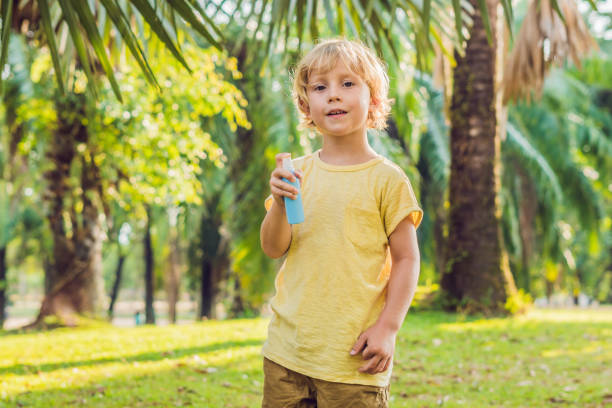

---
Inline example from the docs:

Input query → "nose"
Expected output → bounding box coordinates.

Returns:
[327,84,341,103]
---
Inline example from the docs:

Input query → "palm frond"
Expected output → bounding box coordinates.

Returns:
[503,0,598,104]
[71,0,123,101]
[0,0,223,100]
[504,121,563,205]
[38,0,64,94]
[560,161,604,230]
[415,74,450,188]
[228,0,472,72]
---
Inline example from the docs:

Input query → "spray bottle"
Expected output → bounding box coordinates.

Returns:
[282,155,304,224]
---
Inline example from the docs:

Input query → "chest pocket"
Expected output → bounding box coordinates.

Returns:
[343,204,387,254]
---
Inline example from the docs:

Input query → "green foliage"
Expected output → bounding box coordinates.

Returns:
[7,36,251,315]
[92,42,249,212]
[504,288,533,315]
[0,0,223,100]
[0,181,18,247]
[0,35,47,257]
[503,56,612,300]
[190,31,304,312]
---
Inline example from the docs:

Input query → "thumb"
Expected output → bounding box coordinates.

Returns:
[350,333,367,355]
[275,152,291,168]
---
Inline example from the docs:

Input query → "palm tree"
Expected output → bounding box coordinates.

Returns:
[438,0,517,314]
[435,0,597,314]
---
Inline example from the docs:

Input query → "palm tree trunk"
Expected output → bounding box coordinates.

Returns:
[26,92,104,328]
[441,0,516,314]
[144,206,155,324]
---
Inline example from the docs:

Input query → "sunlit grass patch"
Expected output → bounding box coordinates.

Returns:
[1,309,610,407]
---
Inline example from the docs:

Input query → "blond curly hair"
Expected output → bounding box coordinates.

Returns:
[292,38,393,131]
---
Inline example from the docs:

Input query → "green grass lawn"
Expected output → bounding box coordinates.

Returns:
[1,308,611,407]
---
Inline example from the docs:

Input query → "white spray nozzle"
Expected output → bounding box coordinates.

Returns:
[282,156,295,172]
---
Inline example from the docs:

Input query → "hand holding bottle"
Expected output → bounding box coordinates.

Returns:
[270,153,303,209]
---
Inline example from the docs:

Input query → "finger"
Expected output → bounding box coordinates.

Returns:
[375,357,389,373]
[271,179,299,196]
[382,357,391,372]
[271,186,297,200]
[350,334,367,356]
[362,346,377,360]
[359,356,382,374]
[272,168,296,182]
[275,152,292,168]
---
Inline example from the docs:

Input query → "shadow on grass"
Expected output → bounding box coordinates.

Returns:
[0,338,263,376]
[5,319,611,408]
[3,347,266,408]
[2,310,612,407]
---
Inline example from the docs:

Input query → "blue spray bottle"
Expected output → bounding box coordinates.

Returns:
[282,155,304,224]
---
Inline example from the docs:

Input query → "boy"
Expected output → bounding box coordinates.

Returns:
[260,38,423,408]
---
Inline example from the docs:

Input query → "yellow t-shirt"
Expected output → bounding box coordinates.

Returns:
[262,148,423,386]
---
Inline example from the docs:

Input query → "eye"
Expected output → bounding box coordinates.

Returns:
[343,81,354,87]
[313,85,326,91]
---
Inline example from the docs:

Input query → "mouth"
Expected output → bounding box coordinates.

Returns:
[326,110,347,117]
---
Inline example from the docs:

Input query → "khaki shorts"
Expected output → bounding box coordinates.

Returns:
[262,357,390,408]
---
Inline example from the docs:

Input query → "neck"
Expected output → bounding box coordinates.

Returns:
[319,133,379,165]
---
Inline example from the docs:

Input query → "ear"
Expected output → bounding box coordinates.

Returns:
[299,98,311,116]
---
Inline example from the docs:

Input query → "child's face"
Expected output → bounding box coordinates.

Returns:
[305,61,373,139]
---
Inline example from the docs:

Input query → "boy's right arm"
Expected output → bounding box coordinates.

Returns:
[260,200,292,258]
[260,153,303,259]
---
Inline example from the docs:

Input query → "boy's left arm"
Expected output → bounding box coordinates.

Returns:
[350,216,420,375]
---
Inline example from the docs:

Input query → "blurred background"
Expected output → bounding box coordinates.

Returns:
[0,0,610,330]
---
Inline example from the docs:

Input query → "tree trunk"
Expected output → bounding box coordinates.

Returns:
[517,165,537,293]
[107,251,126,319]
[231,276,245,317]
[78,149,105,317]
[200,260,213,319]
[26,93,104,328]
[165,227,181,324]
[441,0,517,315]
[545,278,554,303]
[144,206,155,324]
[197,191,230,320]
[198,242,231,320]
[0,246,6,328]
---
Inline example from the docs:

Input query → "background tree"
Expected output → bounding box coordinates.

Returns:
[12,40,248,326]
